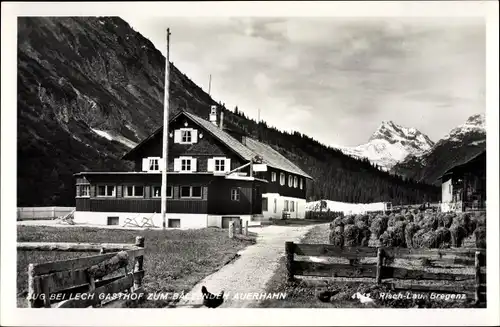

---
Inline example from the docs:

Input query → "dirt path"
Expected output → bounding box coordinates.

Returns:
[177,224,315,308]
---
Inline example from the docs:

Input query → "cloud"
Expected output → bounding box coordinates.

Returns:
[124,16,485,146]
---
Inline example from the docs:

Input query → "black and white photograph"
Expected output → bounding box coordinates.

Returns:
[1,1,499,326]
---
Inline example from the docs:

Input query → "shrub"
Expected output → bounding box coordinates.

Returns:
[474,226,486,249]
[453,213,472,235]
[331,217,344,228]
[380,221,407,247]
[471,212,486,231]
[358,226,371,247]
[440,213,454,228]
[329,226,344,247]
[404,222,420,248]
[342,215,355,225]
[435,227,451,248]
[404,213,414,223]
[419,231,439,248]
[418,213,438,231]
[412,229,428,248]
[370,216,388,238]
[343,224,360,247]
[449,223,467,247]
[354,214,369,227]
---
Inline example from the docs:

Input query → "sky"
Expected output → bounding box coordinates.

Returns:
[123,16,485,147]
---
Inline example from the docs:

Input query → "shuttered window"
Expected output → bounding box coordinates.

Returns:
[97,185,115,197]
[180,186,202,198]
[124,185,144,197]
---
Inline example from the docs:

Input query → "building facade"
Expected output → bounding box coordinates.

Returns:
[440,150,486,213]
[74,107,312,228]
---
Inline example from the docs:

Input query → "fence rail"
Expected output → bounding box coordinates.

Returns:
[285,242,486,303]
[19,236,145,308]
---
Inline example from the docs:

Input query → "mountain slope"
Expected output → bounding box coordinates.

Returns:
[17,17,440,206]
[336,121,434,170]
[391,114,486,184]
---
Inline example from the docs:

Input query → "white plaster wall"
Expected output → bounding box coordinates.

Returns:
[207,215,252,228]
[262,193,306,220]
[74,211,208,229]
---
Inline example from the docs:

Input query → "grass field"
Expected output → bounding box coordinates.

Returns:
[257,223,481,308]
[17,225,255,308]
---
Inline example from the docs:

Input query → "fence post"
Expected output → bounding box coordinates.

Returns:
[133,236,145,291]
[474,251,481,304]
[376,247,384,284]
[244,220,248,236]
[285,241,295,282]
[52,207,56,219]
[229,221,235,239]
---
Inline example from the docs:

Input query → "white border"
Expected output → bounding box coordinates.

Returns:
[1,1,499,326]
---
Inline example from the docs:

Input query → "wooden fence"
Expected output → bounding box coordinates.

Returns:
[18,236,145,308]
[285,242,486,303]
[305,211,344,221]
[17,207,75,220]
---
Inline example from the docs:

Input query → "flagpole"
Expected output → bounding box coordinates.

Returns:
[161,28,171,230]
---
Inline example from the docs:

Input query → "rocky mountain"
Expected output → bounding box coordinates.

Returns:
[17,17,439,206]
[391,113,486,184]
[336,121,435,170]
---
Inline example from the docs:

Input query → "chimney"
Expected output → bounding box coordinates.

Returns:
[219,110,224,130]
[209,105,217,126]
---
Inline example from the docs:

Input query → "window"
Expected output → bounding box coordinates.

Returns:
[273,199,277,213]
[271,172,277,182]
[168,219,181,228]
[300,178,304,190]
[124,185,144,197]
[181,129,192,143]
[288,175,293,187]
[293,176,298,188]
[449,184,452,193]
[284,200,289,211]
[280,173,285,186]
[180,186,202,198]
[152,186,172,198]
[97,185,115,197]
[231,188,240,201]
[262,198,268,211]
[181,158,191,171]
[215,159,226,172]
[149,158,159,171]
[107,216,119,226]
[290,201,295,212]
[77,185,90,197]
[192,186,202,198]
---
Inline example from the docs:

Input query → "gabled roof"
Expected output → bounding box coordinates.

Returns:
[121,110,313,179]
[440,150,486,180]
[243,137,312,179]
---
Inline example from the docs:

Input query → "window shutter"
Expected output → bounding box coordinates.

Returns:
[192,129,198,143]
[158,158,165,172]
[207,158,215,172]
[174,130,181,143]
[76,186,81,197]
[142,158,148,171]
[116,185,122,198]
[224,158,231,172]
[174,158,181,172]
[191,158,197,172]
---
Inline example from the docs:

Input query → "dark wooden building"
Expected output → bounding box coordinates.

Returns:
[440,150,486,213]
[74,107,312,228]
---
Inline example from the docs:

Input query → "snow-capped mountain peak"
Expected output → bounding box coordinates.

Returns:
[336,121,434,170]
[442,113,485,143]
